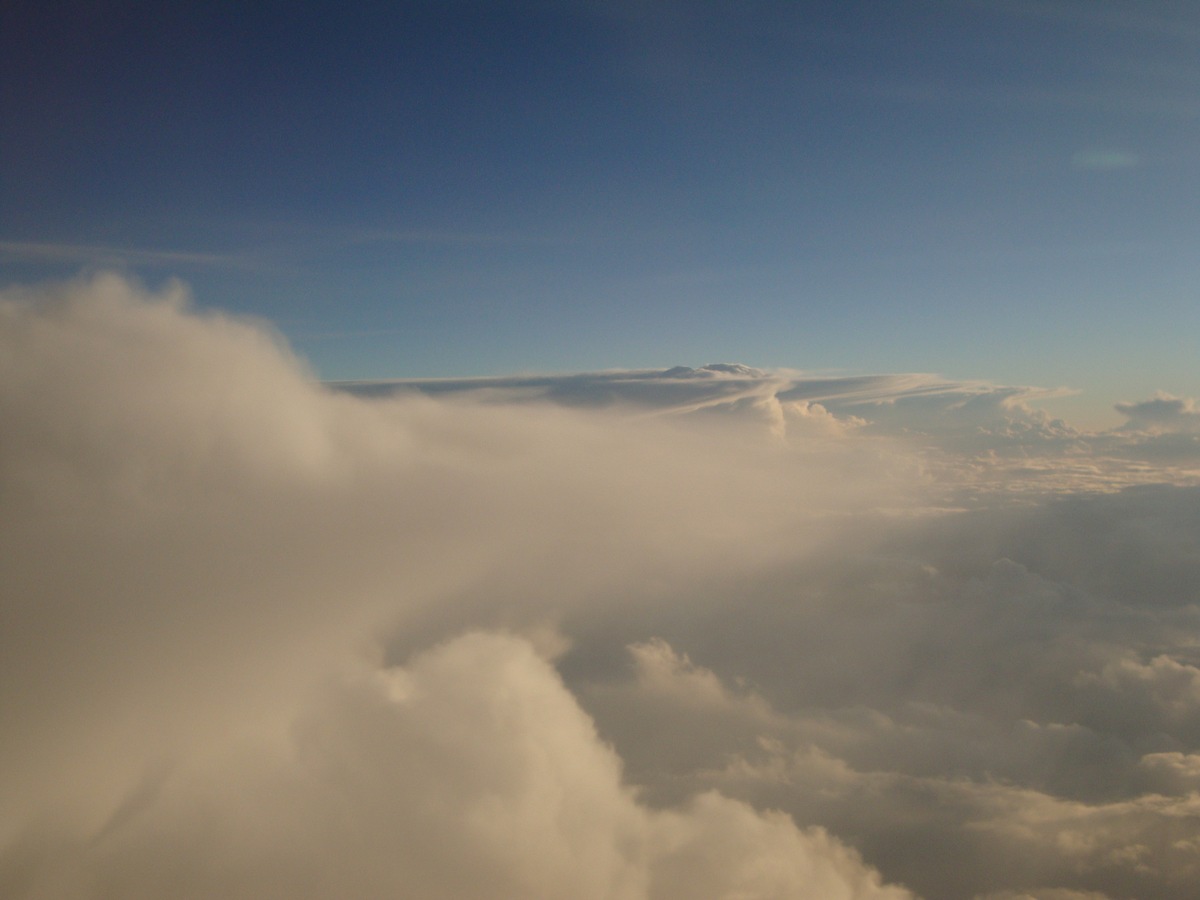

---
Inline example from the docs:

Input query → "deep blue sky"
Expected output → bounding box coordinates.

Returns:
[4,0,1198,425]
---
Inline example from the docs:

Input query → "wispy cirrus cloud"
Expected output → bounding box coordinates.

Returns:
[346,228,579,247]
[0,239,274,272]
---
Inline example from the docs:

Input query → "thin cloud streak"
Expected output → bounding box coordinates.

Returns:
[0,239,275,273]
[347,228,581,248]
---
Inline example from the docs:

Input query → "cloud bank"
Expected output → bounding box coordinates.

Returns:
[3,274,1200,899]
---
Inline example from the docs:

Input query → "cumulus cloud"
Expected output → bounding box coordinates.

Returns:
[1115,393,1200,434]
[0,274,910,899]
[4,272,1200,899]
[8,631,910,900]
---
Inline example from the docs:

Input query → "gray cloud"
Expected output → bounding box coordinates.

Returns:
[4,273,1200,899]
[1115,393,1200,434]
[567,486,1200,898]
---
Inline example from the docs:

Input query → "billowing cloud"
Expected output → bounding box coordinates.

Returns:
[4,273,1200,899]
[19,631,909,900]
[0,274,910,899]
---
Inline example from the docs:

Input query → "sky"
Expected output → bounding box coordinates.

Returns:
[5,5,1200,900]
[3,0,1199,427]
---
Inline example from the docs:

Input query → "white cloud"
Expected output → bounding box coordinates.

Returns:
[0,274,911,899]
[5,273,1200,899]
[9,631,911,899]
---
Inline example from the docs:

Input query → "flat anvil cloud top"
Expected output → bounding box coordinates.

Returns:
[338,365,1065,416]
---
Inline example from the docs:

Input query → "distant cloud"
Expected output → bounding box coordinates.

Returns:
[1071,148,1141,171]
[4,273,1200,898]
[342,365,1200,497]
[1115,392,1200,433]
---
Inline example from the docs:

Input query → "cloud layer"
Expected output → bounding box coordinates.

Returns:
[3,274,1200,899]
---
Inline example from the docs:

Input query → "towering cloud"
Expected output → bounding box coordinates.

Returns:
[3,274,1200,899]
